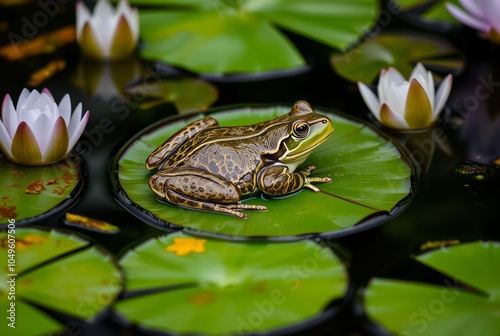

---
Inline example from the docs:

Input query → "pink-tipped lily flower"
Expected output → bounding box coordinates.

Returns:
[0,88,90,165]
[76,0,139,60]
[358,63,453,130]
[446,0,500,43]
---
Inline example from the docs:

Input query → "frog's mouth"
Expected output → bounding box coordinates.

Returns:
[280,135,331,163]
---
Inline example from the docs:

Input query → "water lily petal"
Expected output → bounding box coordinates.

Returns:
[377,68,388,105]
[358,82,381,119]
[41,88,55,103]
[110,15,136,59]
[31,113,51,154]
[404,78,433,129]
[409,62,427,81]
[484,0,500,33]
[24,89,41,112]
[76,1,92,37]
[446,3,490,32]
[382,67,406,86]
[380,103,409,129]
[94,0,115,17]
[58,94,72,126]
[433,74,453,119]
[68,102,82,136]
[11,121,42,164]
[43,116,69,163]
[385,81,408,116]
[16,88,31,111]
[117,0,139,37]
[458,0,487,20]
[410,63,433,105]
[379,67,406,110]
[2,94,18,138]
[80,22,105,59]
[68,110,90,153]
[0,120,13,157]
[92,0,117,56]
[424,69,435,112]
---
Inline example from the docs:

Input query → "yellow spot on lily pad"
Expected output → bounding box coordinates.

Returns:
[188,292,215,306]
[165,238,207,256]
[64,213,120,233]
[493,157,500,168]
[17,234,48,250]
[420,239,461,251]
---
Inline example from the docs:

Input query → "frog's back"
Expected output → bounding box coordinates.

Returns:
[164,127,279,195]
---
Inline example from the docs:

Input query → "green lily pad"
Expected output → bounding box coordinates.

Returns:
[115,232,347,335]
[365,241,500,335]
[331,33,464,83]
[125,77,219,114]
[0,156,84,225]
[113,105,414,238]
[0,228,122,335]
[395,0,460,22]
[133,0,378,75]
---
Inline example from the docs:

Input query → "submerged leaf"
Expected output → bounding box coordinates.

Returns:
[126,77,218,114]
[64,213,120,233]
[0,27,76,61]
[332,33,464,83]
[27,60,67,87]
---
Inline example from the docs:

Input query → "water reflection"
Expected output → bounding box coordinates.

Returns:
[72,55,141,100]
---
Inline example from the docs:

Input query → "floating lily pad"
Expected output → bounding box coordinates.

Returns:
[394,0,460,22]
[0,228,122,336]
[132,0,378,76]
[115,232,347,335]
[126,77,219,114]
[365,241,500,335]
[331,33,464,83]
[113,105,414,238]
[0,156,84,225]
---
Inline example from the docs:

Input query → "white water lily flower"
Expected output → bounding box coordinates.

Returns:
[358,63,453,130]
[0,88,90,165]
[446,0,500,43]
[76,0,139,60]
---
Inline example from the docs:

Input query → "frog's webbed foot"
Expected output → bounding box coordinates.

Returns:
[299,165,331,192]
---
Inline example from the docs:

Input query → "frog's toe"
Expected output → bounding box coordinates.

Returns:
[227,203,267,211]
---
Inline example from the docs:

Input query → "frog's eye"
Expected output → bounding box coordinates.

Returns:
[293,121,310,138]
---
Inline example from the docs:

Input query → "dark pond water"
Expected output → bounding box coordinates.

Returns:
[1,1,499,335]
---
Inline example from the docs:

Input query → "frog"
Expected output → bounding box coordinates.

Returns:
[146,100,334,218]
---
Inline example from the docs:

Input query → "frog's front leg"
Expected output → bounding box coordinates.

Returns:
[258,165,331,196]
[149,167,267,218]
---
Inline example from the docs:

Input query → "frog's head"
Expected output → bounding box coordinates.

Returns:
[277,101,334,166]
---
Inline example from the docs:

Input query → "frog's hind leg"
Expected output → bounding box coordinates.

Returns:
[165,190,264,219]
[149,168,266,218]
[146,117,218,170]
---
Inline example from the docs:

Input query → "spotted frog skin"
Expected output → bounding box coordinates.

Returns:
[146,100,334,218]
